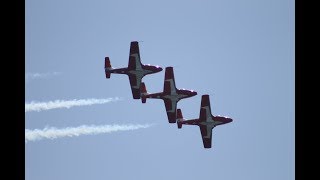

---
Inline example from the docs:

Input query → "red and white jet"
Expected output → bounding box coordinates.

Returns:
[140,67,197,123]
[104,41,163,99]
[177,95,232,148]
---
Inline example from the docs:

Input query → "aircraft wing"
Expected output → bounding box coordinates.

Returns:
[199,95,212,121]
[128,41,142,70]
[163,67,177,94]
[199,125,213,148]
[128,74,142,99]
[163,99,177,123]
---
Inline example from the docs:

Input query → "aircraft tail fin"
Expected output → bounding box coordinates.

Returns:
[177,109,183,129]
[140,82,148,103]
[105,57,112,78]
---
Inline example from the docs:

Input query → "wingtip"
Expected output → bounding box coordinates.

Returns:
[165,67,174,80]
[202,94,209,98]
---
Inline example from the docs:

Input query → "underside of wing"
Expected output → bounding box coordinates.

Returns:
[199,95,212,121]
[163,81,173,94]
[199,107,207,122]
[201,95,212,112]
[163,67,177,94]
[164,99,177,123]
[128,74,142,99]
[200,125,213,148]
[128,41,142,70]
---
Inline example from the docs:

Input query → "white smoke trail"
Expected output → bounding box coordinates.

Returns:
[25,97,122,112]
[25,124,154,142]
[26,72,61,82]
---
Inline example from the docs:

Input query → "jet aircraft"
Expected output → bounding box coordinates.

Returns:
[177,95,232,148]
[104,41,163,99]
[140,67,197,123]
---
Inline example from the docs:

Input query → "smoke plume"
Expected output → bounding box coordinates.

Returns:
[25,97,122,112]
[25,124,153,142]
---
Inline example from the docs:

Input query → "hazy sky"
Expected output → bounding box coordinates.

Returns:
[25,0,294,180]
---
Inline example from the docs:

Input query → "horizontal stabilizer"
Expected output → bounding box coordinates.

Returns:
[177,109,183,119]
[140,82,147,103]
[105,57,111,78]
[105,57,111,69]
[140,82,147,94]
[177,109,183,129]
[105,72,111,79]
[177,122,182,129]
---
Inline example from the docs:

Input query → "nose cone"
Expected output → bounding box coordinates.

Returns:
[225,117,233,124]
[190,90,197,97]
[216,116,233,124]
[153,66,163,72]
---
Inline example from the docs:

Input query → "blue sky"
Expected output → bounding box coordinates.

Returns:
[25,0,294,180]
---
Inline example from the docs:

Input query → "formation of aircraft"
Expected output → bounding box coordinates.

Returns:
[140,67,197,123]
[104,41,163,99]
[104,41,232,149]
[177,95,233,148]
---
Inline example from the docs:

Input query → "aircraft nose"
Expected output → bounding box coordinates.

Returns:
[157,66,163,72]
[216,116,232,124]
